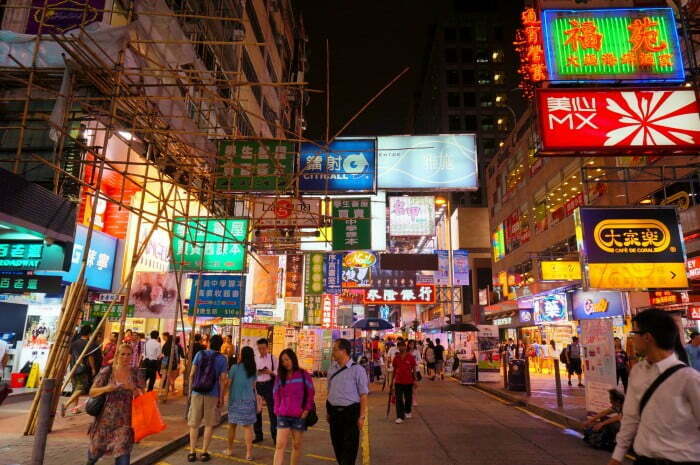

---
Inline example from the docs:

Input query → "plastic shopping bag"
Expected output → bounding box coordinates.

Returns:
[131,391,166,442]
[26,363,41,389]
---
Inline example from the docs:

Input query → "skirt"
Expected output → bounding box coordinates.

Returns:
[228,398,257,425]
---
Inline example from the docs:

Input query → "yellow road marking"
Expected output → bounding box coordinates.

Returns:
[306,453,337,462]
[193,449,265,465]
[211,435,336,462]
[466,385,509,405]
[514,406,567,429]
[361,411,370,465]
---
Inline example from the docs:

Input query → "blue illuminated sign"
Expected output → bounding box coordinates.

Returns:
[189,274,245,317]
[377,135,477,190]
[299,138,377,193]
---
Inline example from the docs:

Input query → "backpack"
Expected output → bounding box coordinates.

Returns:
[559,348,568,364]
[425,347,435,363]
[192,351,219,394]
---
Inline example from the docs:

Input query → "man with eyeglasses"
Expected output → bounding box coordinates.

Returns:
[607,309,700,465]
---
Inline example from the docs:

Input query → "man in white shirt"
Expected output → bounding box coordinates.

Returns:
[0,338,8,381]
[253,338,278,444]
[608,309,700,465]
[143,330,162,392]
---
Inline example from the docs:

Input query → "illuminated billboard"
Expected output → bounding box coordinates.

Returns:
[537,88,700,153]
[389,196,436,237]
[575,207,688,289]
[377,135,477,190]
[299,138,376,193]
[541,8,684,82]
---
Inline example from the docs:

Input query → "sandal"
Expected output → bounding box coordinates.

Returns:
[187,452,197,462]
[201,452,211,462]
[60,403,66,418]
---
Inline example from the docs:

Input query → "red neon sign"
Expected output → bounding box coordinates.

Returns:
[363,285,435,305]
[515,8,547,99]
[537,88,700,153]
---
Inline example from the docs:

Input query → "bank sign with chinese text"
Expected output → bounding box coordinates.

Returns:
[537,89,700,153]
[541,8,684,82]
[575,207,688,289]
[216,140,295,192]
[172,218,248,272]
[363,284,435,305]
[299,139,376,193]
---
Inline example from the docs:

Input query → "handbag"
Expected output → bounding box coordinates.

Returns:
[300,371,318,428]
[85,394,106,416]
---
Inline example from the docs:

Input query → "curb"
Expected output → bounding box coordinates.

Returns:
[131,412,228,465]
[471,383,584,431]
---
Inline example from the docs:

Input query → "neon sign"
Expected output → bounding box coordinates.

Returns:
[515,8,546,99]
[542,8,684,82]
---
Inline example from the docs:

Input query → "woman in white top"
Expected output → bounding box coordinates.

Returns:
[408,340,422,407]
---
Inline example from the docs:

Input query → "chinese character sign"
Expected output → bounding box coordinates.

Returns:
[189,275,245,317]
[321,294,338,328]
[304,253,324,295]
[172,217,248,272]
[0,241,44,271]
[389,196,435,237]
[299,139,377,193]
[514,7,547,98]
[453,250,470,286]
[324,253,343,294]
[542,8,684,82]
[304,295,322,325]
[0,274,62,294]
[56,225,117,290]
[537,89,700,152]
[285,254,303,298]
[363,284,436,305]
[342,250,376,288]
[251,197,322,228]
[216,140,296,192]
[332,199,371,251]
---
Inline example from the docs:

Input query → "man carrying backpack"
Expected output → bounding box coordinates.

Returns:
[187,334,228,462]
[565,336,584,387]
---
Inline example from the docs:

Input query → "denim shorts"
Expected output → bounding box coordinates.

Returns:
[277,415,307,432]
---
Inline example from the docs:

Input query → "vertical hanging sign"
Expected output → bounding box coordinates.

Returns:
[324,253,343,294]
[332,198,371,251]
[285,254,304,298]
[304,253,324,295]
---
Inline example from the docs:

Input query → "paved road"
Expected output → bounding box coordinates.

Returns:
[158,377,612,465]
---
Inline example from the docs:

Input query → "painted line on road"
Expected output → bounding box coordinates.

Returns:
[193,449,266,465]
[212,435,336,462]
[465,385,510,405]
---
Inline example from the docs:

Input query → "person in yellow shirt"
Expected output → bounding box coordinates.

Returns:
[221,335,235,367]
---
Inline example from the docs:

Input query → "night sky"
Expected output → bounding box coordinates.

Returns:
[297,1,434,141]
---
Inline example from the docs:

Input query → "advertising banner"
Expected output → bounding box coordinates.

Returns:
[363,284,435,305]
[130,271,179,319]
[172,217,248,272]
[189,275,245,317]
[252,255,280,305]
[435,250,449,285]
[304,253,325,295]
[61,225,117,290]
[332,198,371,250]
[389,196,435,237]
[537,88,700,153]
[571,290,625,320]
[454,250,470,285]
[303,295,322,325]
[377,135,477,190]
[540,260,582,281]
[541,8,684,83]
[324,253,343,294]
[241,323,269,351]
[299,139,377,193]
[216,140,295,192]
[251,197,322,228]
[575,207,688,289]
[285,254,303,298]
[321,294,338,329]
[369,268,417,289]
[477,325,501,382]
[341,251,376,288]
[687,257,700,281]
[581,319,617,413]
[533,294,568,325]
[26,0,105,35]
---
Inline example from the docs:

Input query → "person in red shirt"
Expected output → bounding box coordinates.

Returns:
[392,341,416,424]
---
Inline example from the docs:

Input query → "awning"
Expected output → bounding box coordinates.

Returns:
[484,310,517,321]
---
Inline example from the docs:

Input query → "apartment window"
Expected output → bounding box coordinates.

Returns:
[464,115,477,131]
[479,94,493,108]
[444,27,457,41]
[236,109,255,136]
[445,48,458,64]
[482,138,496,150]
[463,93,476,107]
[246,0,265,43]
[475,50,489,63]
[461,48,473,63]
[494,26,503,41]
[446,69,459,86]
[481,116,495,131]
[462,69,475,85]
[447,92,460,108]
[477,71,492,85]
[494,72,504,85]
[475,23,487,41]
[448,115,462,131]
[459,26,473,42]
[492,50,503,63]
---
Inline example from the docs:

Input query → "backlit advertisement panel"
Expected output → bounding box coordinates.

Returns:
[541,8,684,82]
[533,294,569,325]
[299,139,376,193]
[377,135,477,190]
[571,290,625,320]
[537,88,700,153]
[389,196,435,237]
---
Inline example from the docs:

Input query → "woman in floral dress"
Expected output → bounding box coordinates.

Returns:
[86,343,144,465]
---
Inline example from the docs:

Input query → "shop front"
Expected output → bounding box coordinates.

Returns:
[570,289,628,340]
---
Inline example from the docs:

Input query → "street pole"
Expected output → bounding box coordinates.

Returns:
[31,378,55,465]
[445,193,457,324]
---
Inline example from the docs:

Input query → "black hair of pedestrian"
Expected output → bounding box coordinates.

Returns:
[335,338,352,355]
[690,331,699,340]
[80,325,92,337]
[150,330,159,339]
[278,348,301,386]
[572,336,579,342]
[633,308,679,351]
[435,338,441,344]
[427,339,435,348]
[608,389,625,405]
[210,334,224,351]
[239,346,256,378]
[194,334,202,342]
[257,338,269,346]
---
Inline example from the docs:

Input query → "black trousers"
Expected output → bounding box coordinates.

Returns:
[395,383,413,419]
[141,359,159,392]
[616,367,629,392]
[254,380,276,441]
[636,456,700,465]
[327,402,360,465]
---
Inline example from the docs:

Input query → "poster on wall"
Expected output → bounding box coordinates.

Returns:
[304,295,322,326]
[477,325,501,382]
[453,250,470,285]
[389,196,435,237]
[581,319,617,413]
[241,323,269,351]
[130,271,179,318]
[435,250,449,285]
[252,255,280,305]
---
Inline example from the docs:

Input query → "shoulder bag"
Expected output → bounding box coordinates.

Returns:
[301,371,318,427]
[86,367,112,417]
[639,364,686,416]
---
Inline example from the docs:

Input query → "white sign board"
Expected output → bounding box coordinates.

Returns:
[251,197,322,228]
[389,196,435,237]
[581,319,617,413]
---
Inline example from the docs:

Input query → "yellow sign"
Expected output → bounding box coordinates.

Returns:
[593,219,671,254]
[541,261,582,281]
[588,262,688,289]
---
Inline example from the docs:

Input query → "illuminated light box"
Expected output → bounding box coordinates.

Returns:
[541,8,684,82]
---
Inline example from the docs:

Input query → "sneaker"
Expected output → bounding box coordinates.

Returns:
[395,418,403,424]
[578,383,584,387]
[405,413,412,419]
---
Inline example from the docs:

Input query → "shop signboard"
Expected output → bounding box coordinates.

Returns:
[687,257,700,280]
[435,250,449,285]
[90,302,135,319]
[172,217,248,272]
[571,290,625,320]
[454,250,470,285]
[189,275,245,317]
[575,207,688,289]
[492,224,506,262]
[0,274,62,294]
[321,294,338,329]
[342,251,376,288]
[370,268,417,289]
[284,254,303,298]
[541,8,684,83]
[536,88,700,153]
[332,198,371,250]
[580,319,617,413]
[303,294,322,325]
[304,253,325,295]
[251,197,322,228]
[540,260,582,281]
[688,306,700,320]
[389,196,435,237]
[216,140,296,192]
[519,309,534,324]
[299,139,377,193]
[363,284,435,305]
[376,135,478,190]
[0,241,44,271]
[323,253,343,294]
[648,290,686,306]
[533,293,568,325]
[129,271,179,319]
[26,0,105,35]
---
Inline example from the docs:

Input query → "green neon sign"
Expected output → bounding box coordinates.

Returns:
[172,217,248,272]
